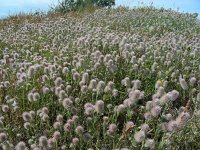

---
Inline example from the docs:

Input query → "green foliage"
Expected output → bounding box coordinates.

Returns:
[53,0,115,13]
[96,0,115,7]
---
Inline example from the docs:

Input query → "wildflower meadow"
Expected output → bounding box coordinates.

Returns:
[0,6,200,149]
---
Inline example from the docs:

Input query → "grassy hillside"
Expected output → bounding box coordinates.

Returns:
[0,7,200,149]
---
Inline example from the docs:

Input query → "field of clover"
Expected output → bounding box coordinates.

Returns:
[0,7,200,150]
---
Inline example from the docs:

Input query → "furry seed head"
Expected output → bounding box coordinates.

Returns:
[170,90,179,101]
[72,137,79,145]
[82,72,89,84]
[150,106,161,117]
[48,138,55,148]
[75,126,84,135]
[134,130,145,143]
[0,133,7,142]
[167,121,178,132]
[107,123,117,135]
[145,139,155,149]
[33,92,40,101]
[97,81,105,94]
[155,80,162,89]
[164,113,173,121]
[144,112,153,120]
[2,105,9,113]
[39,136,48,147]
[63,98,73,109]
[24,122,31,130]
[64,123,71,132]
[140,124,150,133]
[53,131,61,140]
[112,89,118,97]
[156,87,165,97]
[95,100,105,113]
[190,77,197,85]
[83,132,92,142]
[88,79,97,90]
[53,122,61,129]
[22,112,32,122]
[176,112,190,128]
[129,90,141,103]
[133,80,141,90]
[159,94,170,106]
[115,104,126,113]
[56,114,63,122]
[146,101,153,111]
[197,93,200,102]
[179,78,188,90]
[15,141,26,150]
[55,77,63,86]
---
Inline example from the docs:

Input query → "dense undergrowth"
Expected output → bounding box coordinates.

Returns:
[0,6,200,149]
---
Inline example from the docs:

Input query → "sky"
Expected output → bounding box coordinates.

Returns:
[0,0,200,19]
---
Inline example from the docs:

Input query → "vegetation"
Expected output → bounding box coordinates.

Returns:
[53,0,115,13]
[0,6,200,149]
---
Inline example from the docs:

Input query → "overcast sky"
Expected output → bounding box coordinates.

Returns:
[0,0,200,19]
